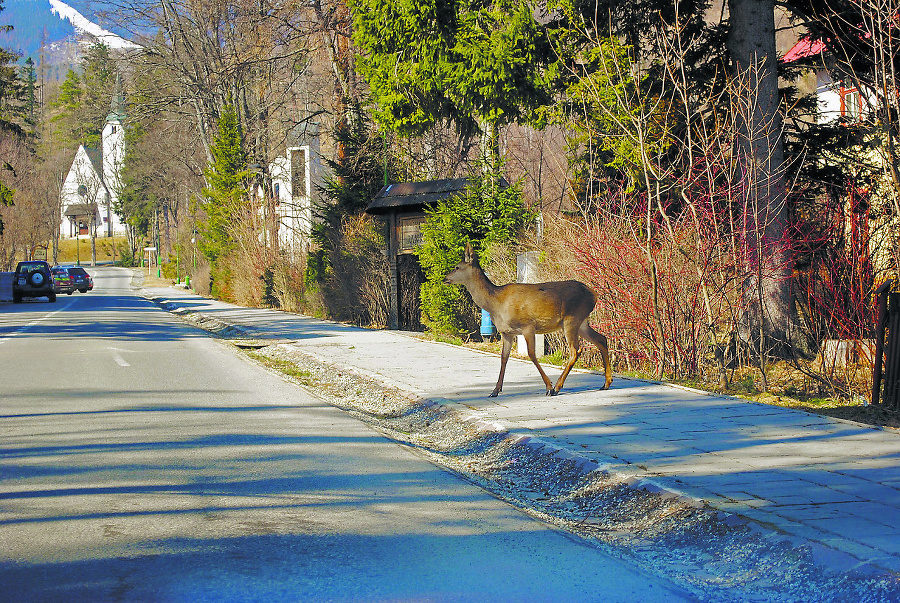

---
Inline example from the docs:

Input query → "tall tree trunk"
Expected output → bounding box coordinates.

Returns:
[727,0,797,360]
[313,0,357,127]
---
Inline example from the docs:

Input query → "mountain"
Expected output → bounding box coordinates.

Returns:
[46,0,139,50]
[0,0,75,58]
[0,0,137,76]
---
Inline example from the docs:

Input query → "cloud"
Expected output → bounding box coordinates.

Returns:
[48,0,140,50]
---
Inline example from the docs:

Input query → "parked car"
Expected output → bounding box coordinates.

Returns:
[51,266,75,295]
[12,260,56,303]
[67,266,93,293]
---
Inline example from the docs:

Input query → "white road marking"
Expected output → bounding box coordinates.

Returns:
[111,350,130,367]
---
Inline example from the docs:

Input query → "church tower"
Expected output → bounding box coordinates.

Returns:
[101,74,126,236]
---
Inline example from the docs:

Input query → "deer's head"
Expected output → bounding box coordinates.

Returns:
[444,243,479,285]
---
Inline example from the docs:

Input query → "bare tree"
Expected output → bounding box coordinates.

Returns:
[547,6,798,388]
[107,0,335,166]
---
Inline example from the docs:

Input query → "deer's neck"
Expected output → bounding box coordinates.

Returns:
[465,266,501,311]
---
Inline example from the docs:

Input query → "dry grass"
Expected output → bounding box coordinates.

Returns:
[139,274,179,288]
[55,236,128,264]
[468,215,900,430]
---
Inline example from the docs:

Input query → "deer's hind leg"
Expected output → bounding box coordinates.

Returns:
[579,320,612,390]
[550,319,583,395]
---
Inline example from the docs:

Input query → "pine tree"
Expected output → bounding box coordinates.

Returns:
[0,6,29,235]
[51,44,116,148]
[307,110,397,322]
[116,122,155,252]
[20,58,36,123]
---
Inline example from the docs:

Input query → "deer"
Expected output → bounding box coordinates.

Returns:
[444,243,612,397]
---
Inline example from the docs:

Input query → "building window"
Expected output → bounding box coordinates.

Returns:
[841,87,862,121]
[111,126,117,134]
[273,182,280,206]
[291,148,307,200]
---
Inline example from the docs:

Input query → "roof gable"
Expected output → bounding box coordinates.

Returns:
[365,178,471,215]
[62,145,109,199]
[783,36,827,63]
[83,146,103,175]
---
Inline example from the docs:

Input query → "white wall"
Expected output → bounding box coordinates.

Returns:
[816,70,843,125]
[59,146,104,239]
[59,141,128,240]
[268,143,321,253]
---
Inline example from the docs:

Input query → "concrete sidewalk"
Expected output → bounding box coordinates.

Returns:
[144,286,900,574]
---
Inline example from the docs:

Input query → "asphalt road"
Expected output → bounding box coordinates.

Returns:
[0,267,692,602]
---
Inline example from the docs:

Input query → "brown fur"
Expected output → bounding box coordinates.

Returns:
[444,243,612,397]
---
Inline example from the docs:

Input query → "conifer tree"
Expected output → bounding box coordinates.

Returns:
[0,5,29,235]
[348,0,555,162]
[418,161,535,334]
[51,44,116,149]
[199,102,248,297]
[116,122,155,257]
[307,109,397,322]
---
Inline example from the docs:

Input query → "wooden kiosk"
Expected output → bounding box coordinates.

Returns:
[366,178,470,330]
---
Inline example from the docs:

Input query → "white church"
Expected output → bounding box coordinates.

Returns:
[59,77,128,239]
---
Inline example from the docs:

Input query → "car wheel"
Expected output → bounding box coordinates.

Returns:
[13,293,21,303]
[80,289,87,293]
[29,272,46,287]
[67,291,73,295]
[48,293,56,302]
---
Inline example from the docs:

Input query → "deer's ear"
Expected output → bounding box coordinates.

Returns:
[464,242,474,263]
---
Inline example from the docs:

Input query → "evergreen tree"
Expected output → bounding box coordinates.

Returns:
[348,0,556,161]
[116,122,155,252]
[0,3,30,235]
[21,58,36,122]
[51,43,116,148]
[198,102,248,297]
[308,110,398,322]
[785,0,900,204]
[418,161,536,334]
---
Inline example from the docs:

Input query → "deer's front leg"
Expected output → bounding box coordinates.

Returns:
[491,333,515,397]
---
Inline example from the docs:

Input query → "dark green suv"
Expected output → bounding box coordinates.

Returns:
[13,260,56,303]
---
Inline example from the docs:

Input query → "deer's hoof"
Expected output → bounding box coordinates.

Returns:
[547,389,559,396]
[489,390,500,398]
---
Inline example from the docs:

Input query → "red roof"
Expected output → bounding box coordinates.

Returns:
[782,37,826,63]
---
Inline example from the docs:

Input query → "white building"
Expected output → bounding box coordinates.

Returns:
[59,76,128,239]
[266,122,322,253]
[783,37,871,125]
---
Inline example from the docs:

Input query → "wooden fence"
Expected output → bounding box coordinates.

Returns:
[871,281,900,410]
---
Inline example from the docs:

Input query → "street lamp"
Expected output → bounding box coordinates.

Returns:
[188,233,196,290]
